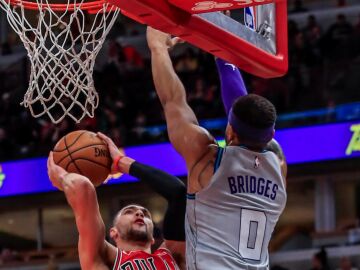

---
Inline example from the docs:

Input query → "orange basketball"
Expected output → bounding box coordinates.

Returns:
[53,130,112,186]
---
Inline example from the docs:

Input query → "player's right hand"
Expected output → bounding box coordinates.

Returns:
[147,26,176,51]
[47,151,67,191]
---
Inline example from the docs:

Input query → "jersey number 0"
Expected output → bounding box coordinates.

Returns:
[239,208,267,261]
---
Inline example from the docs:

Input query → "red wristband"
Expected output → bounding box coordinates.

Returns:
[113,155,124,173]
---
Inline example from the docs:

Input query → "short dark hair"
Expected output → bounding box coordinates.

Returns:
[232,94,276,130]
[113,204,151,226]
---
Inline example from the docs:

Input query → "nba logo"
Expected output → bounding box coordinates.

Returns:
[244,6,256,31]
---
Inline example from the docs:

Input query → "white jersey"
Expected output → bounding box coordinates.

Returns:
[185,146,287,270]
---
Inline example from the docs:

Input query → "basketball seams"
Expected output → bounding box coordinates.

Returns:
[64,135,84,175]
[53,131,88,152]
[53,130,112,186]
[55,143,108,165]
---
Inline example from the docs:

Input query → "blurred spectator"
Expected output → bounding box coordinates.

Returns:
[130,111,147,142]
[1,42,12,56]
[46,258,59,270]
[188,77,206,115]
[337,0,346,7]
[175,48,199,73]
[353,14,360,57]
[119,41,145,70]
[107,39,124,72]
[0,247,19,264]
[0,128,14,161]
[336,257,359,270]
[324,14,353,60]
[288,20,301,42]
[290,0,309,14]
[1,10,360,160]
[310,248,330,270]
[108,20,127,39]
[37,118,73,155]
[76,116,97,132]
[1,33,17,55]
[355,14,360,33]
[303,15,322,45]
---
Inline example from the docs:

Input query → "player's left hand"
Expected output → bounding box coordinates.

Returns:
[47,151,67,191]
[97,132,124,174]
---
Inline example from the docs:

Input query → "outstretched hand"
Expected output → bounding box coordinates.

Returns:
[47,151,67,191]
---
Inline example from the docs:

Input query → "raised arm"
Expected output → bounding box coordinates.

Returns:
[146,27,215,170]
[215,58,247,115]
[47,152,115,270]
[98,132,186,269]
[128,161,186,269]
[216,59,287,181]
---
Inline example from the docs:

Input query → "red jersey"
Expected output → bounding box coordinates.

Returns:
[112,248,179,270]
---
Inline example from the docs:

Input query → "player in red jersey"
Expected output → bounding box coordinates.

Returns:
[47,133,186,270]
[109,204,180,270]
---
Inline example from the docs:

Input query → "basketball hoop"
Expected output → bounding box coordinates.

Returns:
[0,0,120,123]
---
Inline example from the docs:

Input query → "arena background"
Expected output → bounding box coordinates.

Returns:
[0,0,360,269]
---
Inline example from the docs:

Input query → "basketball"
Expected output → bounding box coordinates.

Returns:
[52,130,112,186]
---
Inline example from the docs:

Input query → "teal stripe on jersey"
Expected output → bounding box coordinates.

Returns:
[214,147,224,173]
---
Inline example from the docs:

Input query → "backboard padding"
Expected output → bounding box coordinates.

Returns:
[111,0,287,78]
[168,0,281,14]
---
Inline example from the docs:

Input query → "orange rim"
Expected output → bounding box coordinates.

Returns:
[7,0,113,11]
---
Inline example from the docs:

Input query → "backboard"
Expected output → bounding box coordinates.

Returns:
[110,0,288,78]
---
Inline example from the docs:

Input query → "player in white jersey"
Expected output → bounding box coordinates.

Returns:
[147,27,287,270]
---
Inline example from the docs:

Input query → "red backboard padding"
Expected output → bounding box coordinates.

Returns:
[168,0,281,14]
[110,0,288,78]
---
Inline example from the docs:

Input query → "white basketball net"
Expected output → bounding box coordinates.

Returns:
[0,0,120,123]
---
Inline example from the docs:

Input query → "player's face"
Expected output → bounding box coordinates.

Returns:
[115,205,154,243]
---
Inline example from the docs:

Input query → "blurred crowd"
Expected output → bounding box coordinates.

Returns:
[0,1,360,270]
[270,248,359,270]
[1,245,359,270]
[0,3,360,162]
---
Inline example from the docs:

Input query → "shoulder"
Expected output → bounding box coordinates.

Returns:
[158,240,184,257]
[155,247,184,269]
[111,248,121,270]
[181,126,216,157]
[154,247,177,262]
[103,242,118,265]
[154,247,172,255]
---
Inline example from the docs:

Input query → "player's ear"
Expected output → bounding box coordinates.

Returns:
[226,124,239,146]
[110,227,119,241]
[225,124,233,144]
